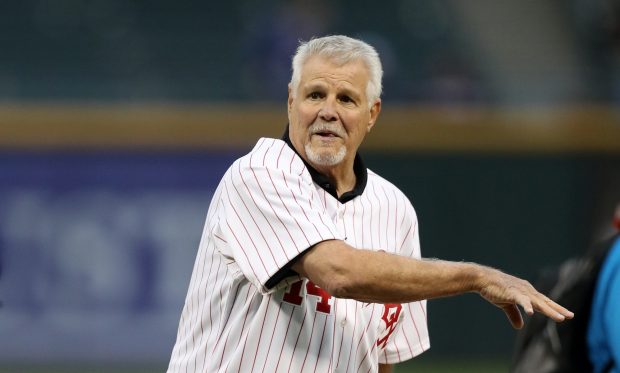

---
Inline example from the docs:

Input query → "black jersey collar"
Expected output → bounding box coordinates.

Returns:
[282,125,367,203]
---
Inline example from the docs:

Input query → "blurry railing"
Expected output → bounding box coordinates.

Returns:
[1,104,619,153]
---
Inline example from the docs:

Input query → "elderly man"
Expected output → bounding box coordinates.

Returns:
[167,35,573,373]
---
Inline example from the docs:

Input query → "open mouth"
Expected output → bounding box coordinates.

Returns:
[315,131,338,138]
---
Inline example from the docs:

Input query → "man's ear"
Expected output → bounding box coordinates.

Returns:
[287,84,294,115]
[367,99,382,133]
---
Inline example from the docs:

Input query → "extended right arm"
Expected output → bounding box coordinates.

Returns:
[292,239,573,329]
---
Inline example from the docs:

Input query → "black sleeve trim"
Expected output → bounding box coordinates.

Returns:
[264,246,313,290]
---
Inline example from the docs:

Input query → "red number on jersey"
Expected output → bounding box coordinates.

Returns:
[282,280,332,314]
[282,280,304,305]
[305,281,332,313]
[376,304,403,349]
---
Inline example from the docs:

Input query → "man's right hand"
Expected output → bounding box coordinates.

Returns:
[475,265,574,329]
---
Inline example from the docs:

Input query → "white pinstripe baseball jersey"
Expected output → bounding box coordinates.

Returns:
[167,136,429,373]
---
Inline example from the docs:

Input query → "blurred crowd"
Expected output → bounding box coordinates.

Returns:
[0,0,619,105]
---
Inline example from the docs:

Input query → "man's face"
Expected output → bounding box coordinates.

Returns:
[288,56,381,170]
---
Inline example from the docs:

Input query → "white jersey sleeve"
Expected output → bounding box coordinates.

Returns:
[214,138,343,294]
[377,199,430,364]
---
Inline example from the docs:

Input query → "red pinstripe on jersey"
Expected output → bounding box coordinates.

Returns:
[167,138,429,373]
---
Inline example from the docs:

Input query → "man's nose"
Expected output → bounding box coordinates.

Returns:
[318,98,338,122]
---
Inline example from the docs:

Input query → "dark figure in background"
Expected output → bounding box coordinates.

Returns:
[512,205,620,373]
[588,205,620,373]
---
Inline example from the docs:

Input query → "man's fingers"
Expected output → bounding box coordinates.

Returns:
[516,294,534,316]
[533,296,574,321]
[534,300,564,321]
[513,280,574,321]
[502,304,524,329]
[544,296,574,319]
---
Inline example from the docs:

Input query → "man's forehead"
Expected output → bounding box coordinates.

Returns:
[299,56,369,86]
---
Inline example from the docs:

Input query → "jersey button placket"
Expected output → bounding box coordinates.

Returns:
[335,205,346,238]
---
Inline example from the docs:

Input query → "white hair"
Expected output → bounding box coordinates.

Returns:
[290,35,383,106]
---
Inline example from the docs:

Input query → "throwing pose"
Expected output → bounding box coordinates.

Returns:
[167,35,573,373]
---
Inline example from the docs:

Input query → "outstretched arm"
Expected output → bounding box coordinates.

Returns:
[292,239,573,329]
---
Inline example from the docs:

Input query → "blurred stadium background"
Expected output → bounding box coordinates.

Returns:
[1,1,619,372]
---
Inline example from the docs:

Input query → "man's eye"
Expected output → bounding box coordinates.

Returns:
[309,92,322,99]
[339,95,353,103]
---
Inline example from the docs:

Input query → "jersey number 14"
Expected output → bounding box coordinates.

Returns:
[282,280,332,314]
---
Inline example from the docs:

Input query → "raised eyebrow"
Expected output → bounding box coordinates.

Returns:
[302,82,361,101]
[303,82,328,92]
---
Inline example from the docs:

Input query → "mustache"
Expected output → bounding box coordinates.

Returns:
[308,122,347,138]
